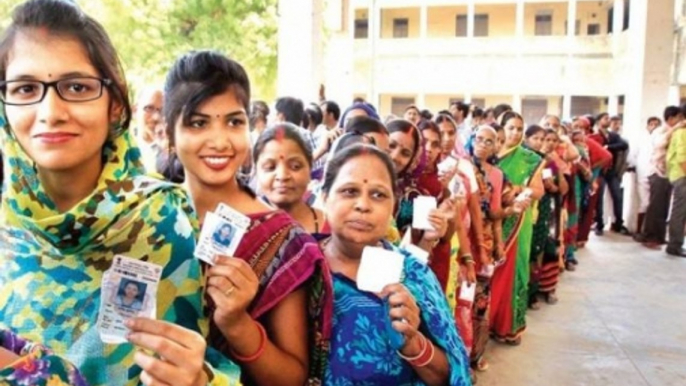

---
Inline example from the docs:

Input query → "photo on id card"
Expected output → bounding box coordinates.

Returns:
[97,255,162,344]
[194,211,247,266]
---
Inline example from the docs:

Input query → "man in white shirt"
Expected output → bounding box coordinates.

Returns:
[132,86,163,173]
[449,101,472,145]
[628,116,661,235]
[634,106,684,248]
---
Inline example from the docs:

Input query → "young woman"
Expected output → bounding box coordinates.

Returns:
[254,123,325,234]
[536,128,570,303]
[0,1,235,385]
[319,144,472,385]
[417,120,471,293]
[388,119,453,255]
[523,125,568,309]
[490,112,545,345]
[466,125,507,373]
[164,50,332,386]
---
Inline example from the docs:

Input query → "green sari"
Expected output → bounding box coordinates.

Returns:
[0,117,241,385]
[490,145,542,341]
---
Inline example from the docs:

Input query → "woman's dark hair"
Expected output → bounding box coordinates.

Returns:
[491,123,504,133]
[387,119,421,161]
[252,123,313,168]
[404,104,420,113]
[163,50,250,145]
[249,100,269,128]
[419,109,433,120]
[329,131,375,157]
[321,144,397,196]
[498,111,524,127]
[525,124,545,138]
[304,103,323,128]
[434,113,457,129]
[417,119,440,137]
[544,128,559,138]
[493,104,513,121]
[0,0,132,130]
[345,115,388,135]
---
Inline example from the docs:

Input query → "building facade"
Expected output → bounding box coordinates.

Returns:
[278,0,683,138]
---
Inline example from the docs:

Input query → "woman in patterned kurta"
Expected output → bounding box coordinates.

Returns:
[0,2,239,384]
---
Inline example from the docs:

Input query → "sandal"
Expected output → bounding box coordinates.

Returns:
[506,337,522,346]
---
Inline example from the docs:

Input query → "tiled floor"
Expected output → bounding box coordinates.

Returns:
[477,233,686,386]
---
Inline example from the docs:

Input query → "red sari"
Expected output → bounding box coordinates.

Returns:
[577,138,612,243]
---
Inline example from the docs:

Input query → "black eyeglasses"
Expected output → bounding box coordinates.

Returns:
[0,77,112,106]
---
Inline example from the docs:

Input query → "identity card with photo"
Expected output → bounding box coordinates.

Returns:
[412,196,437,231]
[194,211,248,266]
[357,246,405,293]
[97,255,163,344]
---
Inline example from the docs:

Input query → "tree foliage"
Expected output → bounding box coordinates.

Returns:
[0,0,278,100]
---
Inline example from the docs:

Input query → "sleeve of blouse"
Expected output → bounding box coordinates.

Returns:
[405,258,472,386]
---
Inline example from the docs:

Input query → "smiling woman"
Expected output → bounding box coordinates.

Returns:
[163,50,333,386]
[0,1,239,385]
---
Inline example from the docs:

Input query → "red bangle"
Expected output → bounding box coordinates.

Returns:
[411,339,435,367]
[397,334,427,362]
[230,322,267,363]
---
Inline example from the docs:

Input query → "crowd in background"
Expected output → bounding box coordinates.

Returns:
[1,1,686,386]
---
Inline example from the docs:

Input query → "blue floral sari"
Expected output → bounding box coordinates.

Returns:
[324,243,472,386]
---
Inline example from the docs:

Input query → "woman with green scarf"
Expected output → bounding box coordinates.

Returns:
[489,111,544,346]
[0,0,239,385]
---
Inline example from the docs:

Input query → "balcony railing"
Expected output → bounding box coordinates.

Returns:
[353,35,612,59]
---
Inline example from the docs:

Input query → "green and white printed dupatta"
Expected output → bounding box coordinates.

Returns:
[0,116,241,385]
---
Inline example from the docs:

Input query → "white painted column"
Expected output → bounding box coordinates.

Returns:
[608,95,619,116]
[369,0,381,107]
[567,0,577,37]
[623,0,675,230]
[612,0,625,34]
[512,94,523,113]
[515,0,525,37]
[418,93,426,109]
[467,0,475,38]
[562,94,573,120]
[277,0,324,101]
[420,4,428,39]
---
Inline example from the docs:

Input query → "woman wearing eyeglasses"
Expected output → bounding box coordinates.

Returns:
[0,1,238,385]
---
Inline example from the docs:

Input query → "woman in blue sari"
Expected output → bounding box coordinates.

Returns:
[318,144,471,385]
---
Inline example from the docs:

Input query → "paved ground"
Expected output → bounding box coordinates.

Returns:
[477,232,686,386]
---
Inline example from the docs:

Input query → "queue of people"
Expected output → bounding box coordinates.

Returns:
[1,1,685,386]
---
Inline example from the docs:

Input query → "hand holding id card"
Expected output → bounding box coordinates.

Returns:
[412,196,437,231]
[357,246,405,293]
[194,203,250,265]
[400,229,429,265]
[97,255,163,344]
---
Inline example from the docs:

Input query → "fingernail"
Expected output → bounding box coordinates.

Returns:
[124,319,134,328]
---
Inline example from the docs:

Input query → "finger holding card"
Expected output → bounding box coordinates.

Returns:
[381,283,421,341]
[207,256,259,330]
[422,209,449,242]
[126,318,208,386]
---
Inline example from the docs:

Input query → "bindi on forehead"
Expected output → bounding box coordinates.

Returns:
[363,179,368,184]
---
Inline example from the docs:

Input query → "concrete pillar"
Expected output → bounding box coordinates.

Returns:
[612,0,625,34]
[515,0,525,37]
[513,94,523,112]
[420,4,428,39]
[417,93,426,109]
[608,95,619,116]
[562,94,573,120]
[369,0,381,108]
[277,0,325,101]
[622,0,675,229]
[467,0,475,38]
[567,0,577,37]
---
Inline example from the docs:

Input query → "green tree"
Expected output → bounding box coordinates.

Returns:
[1,0,278,101]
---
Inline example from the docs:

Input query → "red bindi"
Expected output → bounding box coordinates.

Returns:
[279,155,285,160]
[363,179,368,183]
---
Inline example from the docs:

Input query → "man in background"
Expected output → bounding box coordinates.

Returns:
[132,86,164,173]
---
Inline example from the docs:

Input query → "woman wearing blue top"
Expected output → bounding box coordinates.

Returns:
[318,144,472,386]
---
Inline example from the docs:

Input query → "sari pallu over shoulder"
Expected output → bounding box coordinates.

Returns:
[0,121,242,385]
[205,210,333,385]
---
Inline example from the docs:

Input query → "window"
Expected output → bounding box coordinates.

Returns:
[455,15,467,37]
[354,19,368,39]
[535,14,553,36]
[393,18,409,38]
[587,23,601,35]
[391,97,415,117]
[474,14,489,37]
